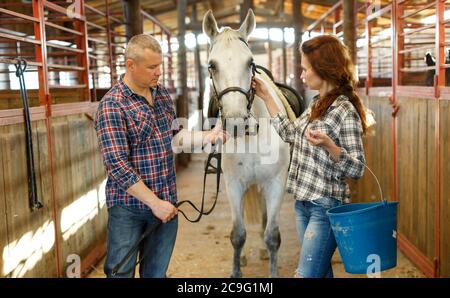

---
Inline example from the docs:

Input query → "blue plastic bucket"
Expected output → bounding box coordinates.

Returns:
[326,166,398,274]
[327,201,399,274]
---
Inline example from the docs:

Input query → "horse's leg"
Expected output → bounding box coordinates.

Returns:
[259,208,269,260]
[225,178,247,278]
[261,178,285,278]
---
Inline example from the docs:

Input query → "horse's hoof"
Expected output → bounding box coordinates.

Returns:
[259,248,269,260]
[240,255,247,267]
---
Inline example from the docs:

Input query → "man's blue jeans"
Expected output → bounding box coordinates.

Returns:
[294,197,342,278]
[104,205,178,278]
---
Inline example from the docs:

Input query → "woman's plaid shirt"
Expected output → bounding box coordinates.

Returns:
[94,77,179,210]
[271,95,365,202]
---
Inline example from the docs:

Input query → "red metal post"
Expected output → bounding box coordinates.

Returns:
[434,0,443,277]
[167,32,174,90]
[32,0,49,107]
[32,0,61,277]
[75,0,91,101]
[365,8,372,95]
[105,0,115,87]
[392,0,404,205]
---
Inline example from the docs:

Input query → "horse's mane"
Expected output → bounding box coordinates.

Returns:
[211,28,245,48]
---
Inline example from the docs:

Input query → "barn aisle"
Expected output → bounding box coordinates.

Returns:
[88,153,423,278]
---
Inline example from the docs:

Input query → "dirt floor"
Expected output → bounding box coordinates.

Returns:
[88,153,424,278]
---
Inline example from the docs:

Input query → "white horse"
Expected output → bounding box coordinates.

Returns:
[203,9,291,278]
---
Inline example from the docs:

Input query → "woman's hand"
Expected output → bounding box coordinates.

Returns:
[305,128,341,161]
[252,77,271,102]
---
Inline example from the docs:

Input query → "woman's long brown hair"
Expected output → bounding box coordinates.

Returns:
[301,35,368,133]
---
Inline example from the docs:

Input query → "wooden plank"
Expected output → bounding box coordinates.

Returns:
[397,97,436,262]
[1,121,56,277]
[0,125,10,277]
[89,115,108,243]
[54,115,99,275]
[416,99,426,254]
[349,97,393,203]
[440,100,450,277]
[426,100,436,260]
[0,89,85,111]
[51,116,74,275]
[397,97,414,244]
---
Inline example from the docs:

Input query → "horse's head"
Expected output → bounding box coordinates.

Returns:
[203,9,256,120]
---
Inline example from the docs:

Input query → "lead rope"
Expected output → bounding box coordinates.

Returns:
[111,141,223,277]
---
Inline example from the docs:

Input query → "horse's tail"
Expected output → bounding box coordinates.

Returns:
[243,185,265,224]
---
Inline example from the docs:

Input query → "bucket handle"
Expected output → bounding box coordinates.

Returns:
[363,164,385,204]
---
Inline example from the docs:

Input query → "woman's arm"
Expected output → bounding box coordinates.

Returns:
[305,111,365,179]
[253,77,297,144]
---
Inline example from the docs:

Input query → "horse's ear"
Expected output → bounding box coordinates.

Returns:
[238,9,256,40]
[203,10,219,40]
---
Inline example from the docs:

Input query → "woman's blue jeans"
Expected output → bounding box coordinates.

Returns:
[294,197,342,278]
[104,205,178,278]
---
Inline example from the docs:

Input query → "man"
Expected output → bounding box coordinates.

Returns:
[94,34,226,278]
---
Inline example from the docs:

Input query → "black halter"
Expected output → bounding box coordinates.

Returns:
[208,37,258,126]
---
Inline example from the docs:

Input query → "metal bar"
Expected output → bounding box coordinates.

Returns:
[84,4,106,17]
[400,23,435,37]
[0,32,41,45]
[401,1,436,19]
[88,37,108,45]
[141,9,171,35]
[400,66,436,72]
[105,0,114,86]
[399,44,434,54]
[393,0,402,209]
[88,54,109,62]
[32,0,61,277]
[434,0,443,277]
[76,0,91,102]
[366,3,392,22]
[0,57,42,67]
[45,21,83,36]
[49,84,87,89]
[86,21,106,31]
[47,63,85,71]
[109,15,122,24]
[307,0,343,32]
[366,8,372,93]
[293,0,304,96]
[0,8,39,22]
[167,33,173,89]
[46,42,84,53]
[43,0,85,21]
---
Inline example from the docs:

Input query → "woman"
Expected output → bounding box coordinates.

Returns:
[253,34,368,278]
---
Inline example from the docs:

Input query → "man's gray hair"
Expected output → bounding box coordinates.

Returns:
[125,34,162,61]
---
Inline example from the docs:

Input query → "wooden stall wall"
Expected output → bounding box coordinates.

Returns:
[0,113,107,277]
[0,89,86,110]
[440,99,450,277]
[51,114,107,275]
[0,120,56,277]
[397,97,436,263]
[349,96,394,203]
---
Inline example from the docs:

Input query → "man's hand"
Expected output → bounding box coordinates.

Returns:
[204,121,229,145]
[149,199,178,223]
